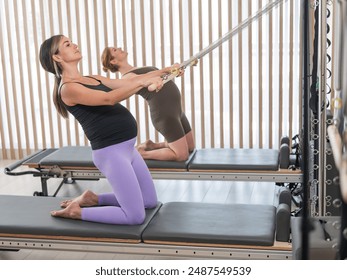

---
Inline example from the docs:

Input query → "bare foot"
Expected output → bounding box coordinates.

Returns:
[51,201,82,220]
[143,139,156,150]
[60,190,98,208]
[136,139,157,152]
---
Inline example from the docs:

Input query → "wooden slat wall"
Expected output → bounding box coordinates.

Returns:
[0,0,304,160]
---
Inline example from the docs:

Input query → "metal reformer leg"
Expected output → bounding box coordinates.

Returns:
[34,176,67,197]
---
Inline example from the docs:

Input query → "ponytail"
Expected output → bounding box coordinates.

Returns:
[53,75,69,119]
[39,35,69,119]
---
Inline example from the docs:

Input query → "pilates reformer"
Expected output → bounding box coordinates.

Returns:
[4,143,302,197]
[0,0,296,260]
[0,193,292,259]
[2,146,295,259]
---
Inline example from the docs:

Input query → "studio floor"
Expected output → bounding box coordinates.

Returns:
[0,159,280,260]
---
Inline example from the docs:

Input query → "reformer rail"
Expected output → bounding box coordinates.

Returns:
[4,146,302,197]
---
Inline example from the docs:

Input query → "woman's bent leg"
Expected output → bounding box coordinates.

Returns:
[82,139,147,225]
[131,148,158,208]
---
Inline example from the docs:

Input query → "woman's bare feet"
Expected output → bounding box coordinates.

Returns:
[137,140,155,157]
[60,190,98,208]
[137,139,163,151]
[51,201,82,220]
[143,139,156,150]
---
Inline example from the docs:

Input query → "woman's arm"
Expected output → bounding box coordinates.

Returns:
[97,69,170,89]
[144,66,174,78]
[61,74,163,107]
[121,65,183,81]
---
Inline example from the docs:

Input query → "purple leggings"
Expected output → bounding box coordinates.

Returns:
[81,137,158,225]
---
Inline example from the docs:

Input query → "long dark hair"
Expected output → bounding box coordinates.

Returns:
[39,35,68,118]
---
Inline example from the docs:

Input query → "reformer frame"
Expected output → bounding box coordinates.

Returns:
[0,196,292,260]
[4,146,302,197]
[0,237,292,260]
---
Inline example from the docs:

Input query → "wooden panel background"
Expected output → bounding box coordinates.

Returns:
[0,0,309,159]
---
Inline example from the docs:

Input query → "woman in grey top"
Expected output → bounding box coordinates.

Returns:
[101,47,195,161]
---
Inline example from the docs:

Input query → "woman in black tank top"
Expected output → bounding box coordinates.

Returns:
[101,47,195,161]
[38,35,173,224]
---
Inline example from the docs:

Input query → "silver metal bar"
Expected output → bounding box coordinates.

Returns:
[60,169,302,183]
[334,1,344,92]
[319,0,328,216]
[335,0,347,119]
[163,0,286,83]
[150,171,302,183]
[342,1,347,119]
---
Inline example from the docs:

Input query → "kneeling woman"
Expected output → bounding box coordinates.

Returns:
[101,47,195,161]
[39,35,171,225]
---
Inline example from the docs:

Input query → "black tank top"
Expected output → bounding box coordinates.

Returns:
[61,77,137,150]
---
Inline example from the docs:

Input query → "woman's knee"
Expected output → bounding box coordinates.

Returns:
[174,149,189,161]
[145,199,158,209]
[126,209,146,225]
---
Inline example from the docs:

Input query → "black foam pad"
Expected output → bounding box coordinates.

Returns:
[40,146,195,170]
[39,147,279,172]
[142,202,276,246]
[23,149,58,166]
[39,146,94,167]
[188,148,279,171]
[0,195,161,241]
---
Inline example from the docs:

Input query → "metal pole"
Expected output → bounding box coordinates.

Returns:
[319,0,328,216]
[301,0,311,260]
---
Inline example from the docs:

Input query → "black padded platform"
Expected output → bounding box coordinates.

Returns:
[38,146,280,171]
[39,146,94,168]
[0,195,293,259]
[142,202,276,246]
[23,148,58,166]
[38,146,195,170]
[188,148,279,171]
[0,195,161,242]
[0,196,277,247]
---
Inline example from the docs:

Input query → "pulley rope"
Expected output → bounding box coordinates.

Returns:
[162,0,287,83]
